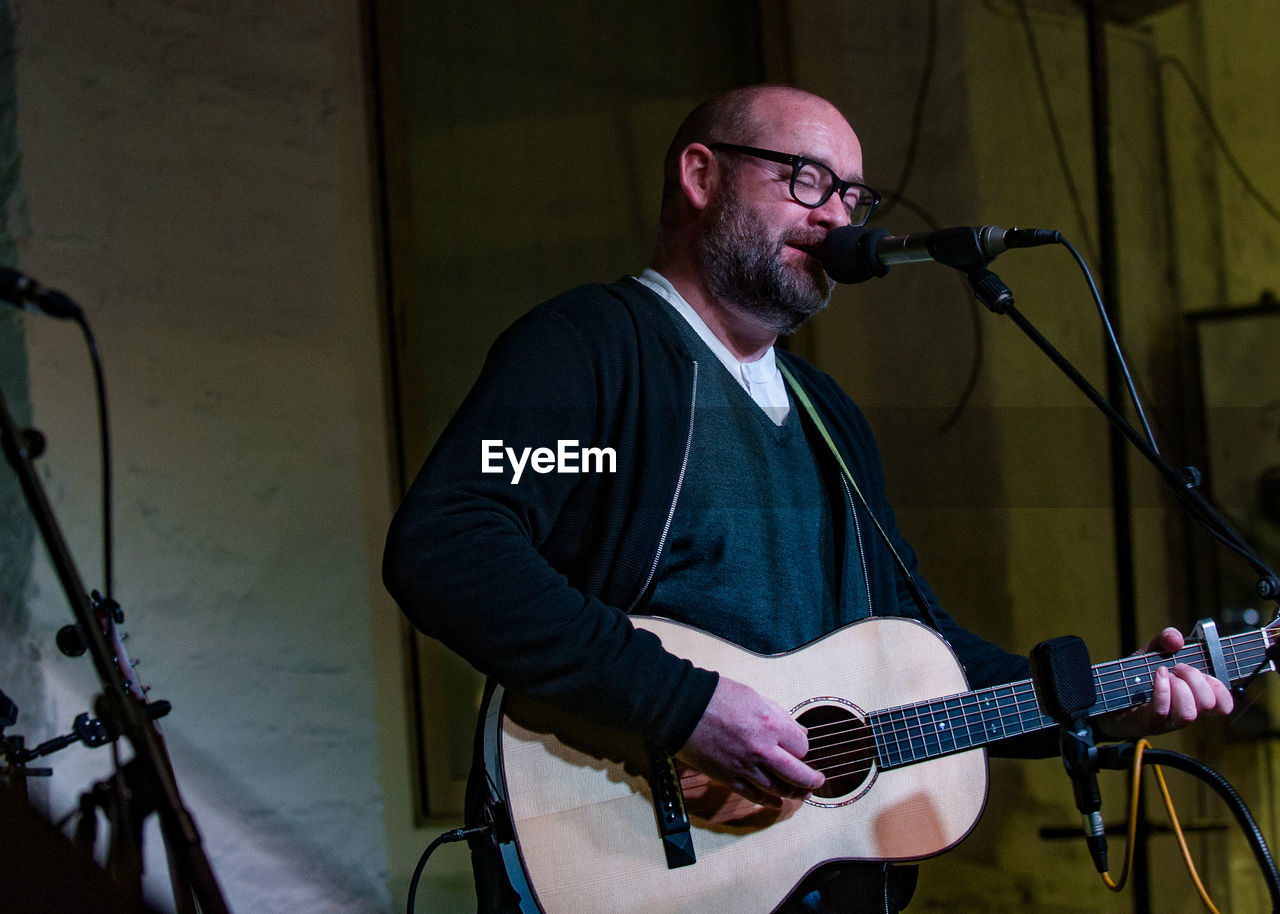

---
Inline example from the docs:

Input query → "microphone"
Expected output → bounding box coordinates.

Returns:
[1030,635,1108,875]
[0,266,83,319]
[818,224,1062,284]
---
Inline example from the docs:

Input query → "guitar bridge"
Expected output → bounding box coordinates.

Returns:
[648,749,696,869]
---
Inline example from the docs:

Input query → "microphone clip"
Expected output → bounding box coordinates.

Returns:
[968,270,1014,315]
[916,226,1004,273]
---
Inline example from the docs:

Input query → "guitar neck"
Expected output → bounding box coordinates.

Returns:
[872,625,1276,770]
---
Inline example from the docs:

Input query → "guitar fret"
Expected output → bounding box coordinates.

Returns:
[871,713,891,765]
[873,682,1043,769]
[866,624,1277,772]
[961,693,988,748]
[934,696,960,755]
[876,707,909,767]
[1091,628,1272,714]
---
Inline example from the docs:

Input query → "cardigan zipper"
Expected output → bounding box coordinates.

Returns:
[628,360,698,611]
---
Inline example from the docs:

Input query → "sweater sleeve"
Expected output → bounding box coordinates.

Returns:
[382,301,716,752]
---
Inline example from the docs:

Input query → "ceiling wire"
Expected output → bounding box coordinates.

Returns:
[874,0,939,225]
[1013,0,1100,264]
[1158,54,1280,228]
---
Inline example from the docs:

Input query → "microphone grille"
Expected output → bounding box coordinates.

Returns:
[817,226,890,284]
[1030,635,1096,720]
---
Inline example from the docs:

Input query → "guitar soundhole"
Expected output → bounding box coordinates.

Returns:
[794,699,875,806]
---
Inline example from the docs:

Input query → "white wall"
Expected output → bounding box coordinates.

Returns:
[7,1,395,910]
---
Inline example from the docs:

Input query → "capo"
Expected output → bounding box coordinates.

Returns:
[1192,619,1231,691]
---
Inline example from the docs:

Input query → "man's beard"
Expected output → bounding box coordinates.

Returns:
[698,186,834,336]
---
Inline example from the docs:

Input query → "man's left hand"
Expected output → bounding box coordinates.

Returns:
[1098,627,1234,740]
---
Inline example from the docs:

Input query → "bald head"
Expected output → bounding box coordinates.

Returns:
[657,86,855,229]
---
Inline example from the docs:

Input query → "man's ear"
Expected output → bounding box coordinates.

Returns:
[677,143,719,212]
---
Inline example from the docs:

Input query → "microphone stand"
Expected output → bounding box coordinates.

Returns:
[959,258,1280,908]
[964,267,1280,603]
[0,387,229,913]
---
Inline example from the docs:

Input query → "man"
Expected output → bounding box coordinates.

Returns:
[383,85,1232,912]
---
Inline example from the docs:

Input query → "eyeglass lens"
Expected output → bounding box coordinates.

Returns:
[793,161,871,223]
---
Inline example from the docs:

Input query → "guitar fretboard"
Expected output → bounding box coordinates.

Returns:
[870,626,1274,770]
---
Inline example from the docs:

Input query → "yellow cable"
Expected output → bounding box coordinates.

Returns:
[1101,739,1146,893]
[1098,739,1220,913]
[1152,761,1218,913]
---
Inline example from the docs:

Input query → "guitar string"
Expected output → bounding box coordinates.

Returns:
[819,674,1153,778]
[803,652,1176,750]
[857,640,1263,761]
[815,639,1272,779]
[786,633,1272,779]
[868,634,1271,745]
[685,636,1272,784]
[666,634,1276,795]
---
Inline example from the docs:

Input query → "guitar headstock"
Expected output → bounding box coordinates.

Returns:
[1261,610,1280,672]
[91,590,148,703]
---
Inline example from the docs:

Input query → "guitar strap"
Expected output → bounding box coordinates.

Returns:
[779,362,944,635]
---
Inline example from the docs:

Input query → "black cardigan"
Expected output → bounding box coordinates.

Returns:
[383,277,1038,754]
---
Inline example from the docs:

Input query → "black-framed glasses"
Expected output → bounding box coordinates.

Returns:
[710,142,880,226]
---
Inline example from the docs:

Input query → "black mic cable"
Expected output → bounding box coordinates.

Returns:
[0,266,113,597]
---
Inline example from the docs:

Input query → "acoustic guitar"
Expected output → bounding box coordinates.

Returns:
[483,614,1275,913]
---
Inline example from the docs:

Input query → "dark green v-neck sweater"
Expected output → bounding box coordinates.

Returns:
[647,305,871,653]
[383,277,1035,754]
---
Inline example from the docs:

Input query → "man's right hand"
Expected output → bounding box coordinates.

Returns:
[674,676,825,808]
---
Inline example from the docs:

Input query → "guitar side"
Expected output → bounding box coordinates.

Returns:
[492,616,990,914]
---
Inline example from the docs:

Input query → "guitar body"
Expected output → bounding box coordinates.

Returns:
[488,616,989,914]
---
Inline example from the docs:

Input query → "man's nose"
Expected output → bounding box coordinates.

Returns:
[810,192,852,229]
